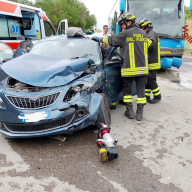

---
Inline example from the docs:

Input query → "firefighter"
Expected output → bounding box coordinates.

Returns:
[93,12,152,121]
[138,18,161,104]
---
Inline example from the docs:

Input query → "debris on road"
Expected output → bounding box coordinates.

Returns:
[48,135,67,142]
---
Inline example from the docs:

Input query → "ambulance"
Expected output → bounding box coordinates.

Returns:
[0,0,68,49]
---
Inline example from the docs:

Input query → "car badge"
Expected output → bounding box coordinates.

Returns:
[30,94,38,101]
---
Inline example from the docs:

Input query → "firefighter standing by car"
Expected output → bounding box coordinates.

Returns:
[96,12,152,121]
[138,18,161,104]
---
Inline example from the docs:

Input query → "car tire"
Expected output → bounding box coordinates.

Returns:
[95,93,111,129]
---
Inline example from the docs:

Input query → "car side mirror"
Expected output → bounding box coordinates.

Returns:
[19,40,39,53]
[111,56,123,63]
[105,56,123,68]
[13,51,18,58]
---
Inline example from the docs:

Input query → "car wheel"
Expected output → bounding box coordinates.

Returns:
[95,93,111,129]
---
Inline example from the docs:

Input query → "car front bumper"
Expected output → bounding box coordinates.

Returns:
[0,92,102,138]
[0,114,95,138]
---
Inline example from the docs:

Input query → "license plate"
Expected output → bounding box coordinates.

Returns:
[18,111,49,123]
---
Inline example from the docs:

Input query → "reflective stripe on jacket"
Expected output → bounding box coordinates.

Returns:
[147,27,161,70]
[100,24,151,77]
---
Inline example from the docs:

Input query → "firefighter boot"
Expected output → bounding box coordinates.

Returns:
[136,104,144,121]
[124,103,134,119]
[110,102,116,110]
[150,96,161,104]
[146,96,151,103]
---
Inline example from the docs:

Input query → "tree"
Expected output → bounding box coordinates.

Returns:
[34,0,97,30]
[185,6,192,19]
[7,0,97,30]
[7,0,33,6]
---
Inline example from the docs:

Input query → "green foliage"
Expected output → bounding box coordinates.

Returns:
[7,0,97,30]
[185,6,192,19]
[7,0,33,6]
[34,0,97,30]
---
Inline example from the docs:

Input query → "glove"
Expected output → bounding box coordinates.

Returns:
[91,36,100,42]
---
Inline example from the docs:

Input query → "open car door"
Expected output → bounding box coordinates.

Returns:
[104,47,136,105]
[57,19,69,35]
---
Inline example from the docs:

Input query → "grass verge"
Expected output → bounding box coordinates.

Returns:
[184,40,192,55]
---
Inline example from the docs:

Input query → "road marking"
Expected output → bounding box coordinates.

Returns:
[0,176,89,192]
[0,134,29,173]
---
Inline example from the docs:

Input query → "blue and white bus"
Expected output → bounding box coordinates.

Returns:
[108,0,187,69]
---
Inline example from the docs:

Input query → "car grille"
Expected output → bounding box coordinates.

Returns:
[5,92,61,109]
[4,112,75,133]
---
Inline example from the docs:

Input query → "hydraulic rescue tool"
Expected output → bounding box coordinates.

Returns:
[96,124,118,161]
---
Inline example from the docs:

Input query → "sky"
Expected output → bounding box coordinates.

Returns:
[80,0,190,30]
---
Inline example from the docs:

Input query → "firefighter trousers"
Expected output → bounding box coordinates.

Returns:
[123,76,147,105]
[145,70,161,98]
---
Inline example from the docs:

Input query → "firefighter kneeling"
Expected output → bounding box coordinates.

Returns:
[98,13,151,121]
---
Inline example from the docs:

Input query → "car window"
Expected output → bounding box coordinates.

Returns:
[44,21,55,37]
[104,47,120,62]
[0,42,16,63]
[30,39,101,64]
[111,47,120,57]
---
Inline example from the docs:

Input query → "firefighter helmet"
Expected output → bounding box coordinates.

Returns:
[138,18,152,29]
[117,12,136,26]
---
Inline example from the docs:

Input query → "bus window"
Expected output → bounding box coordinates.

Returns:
[44,21,56,37]
[127,0,185,37]
[0,16,9,38]
[22,18,31,30]
[8,18,24,38]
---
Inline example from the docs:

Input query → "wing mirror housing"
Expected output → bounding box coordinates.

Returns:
[105,56,123,68]
[111,56,123,64]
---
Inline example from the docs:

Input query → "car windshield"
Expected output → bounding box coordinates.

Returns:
[0,42,16,63]
[30,39,101,64]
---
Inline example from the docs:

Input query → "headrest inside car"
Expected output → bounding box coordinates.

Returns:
[66,27,84,37]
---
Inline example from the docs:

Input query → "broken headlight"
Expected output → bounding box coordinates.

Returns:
[63,83,93,102]
[0,97,6,109]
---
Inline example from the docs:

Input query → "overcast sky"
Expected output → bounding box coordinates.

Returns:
[80,0,190,30]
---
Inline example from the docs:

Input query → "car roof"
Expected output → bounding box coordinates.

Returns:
[40,35,89,42]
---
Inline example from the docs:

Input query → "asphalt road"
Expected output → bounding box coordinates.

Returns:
[0,56,192,192]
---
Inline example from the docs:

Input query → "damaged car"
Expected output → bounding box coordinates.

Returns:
[0,28,135,138]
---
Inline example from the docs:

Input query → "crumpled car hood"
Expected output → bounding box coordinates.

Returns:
[2,53,89,87]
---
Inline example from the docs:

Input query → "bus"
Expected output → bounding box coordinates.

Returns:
[0,0,68,50]
[108,0,188,69]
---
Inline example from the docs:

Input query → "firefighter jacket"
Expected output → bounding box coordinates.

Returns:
[99,23,152,77]
[147,26,161,70]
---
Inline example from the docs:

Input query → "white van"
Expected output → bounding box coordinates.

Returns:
[0,0,68,49]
